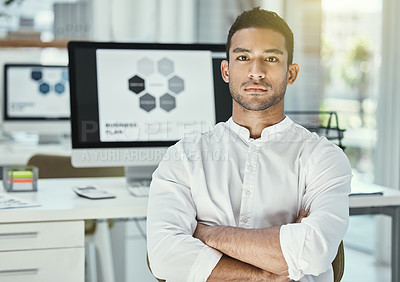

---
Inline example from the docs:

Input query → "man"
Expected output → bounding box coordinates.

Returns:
[147,7,351,282]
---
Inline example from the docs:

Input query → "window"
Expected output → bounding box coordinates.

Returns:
[321,0,382,183]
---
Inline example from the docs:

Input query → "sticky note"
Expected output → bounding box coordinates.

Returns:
[8,171,34,179]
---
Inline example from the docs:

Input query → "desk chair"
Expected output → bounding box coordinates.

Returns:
[27,154,124,179]
[146,242,345,282]
[27,153,124,282]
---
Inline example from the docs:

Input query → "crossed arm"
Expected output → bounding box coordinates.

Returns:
[193,209,310,281]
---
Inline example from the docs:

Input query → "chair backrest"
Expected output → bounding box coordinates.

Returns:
[27,154,124,178]
[332,241,345,282]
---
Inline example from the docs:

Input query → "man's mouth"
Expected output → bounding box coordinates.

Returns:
[244,85,269,93]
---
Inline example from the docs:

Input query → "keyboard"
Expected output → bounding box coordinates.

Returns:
[127,179,151,197]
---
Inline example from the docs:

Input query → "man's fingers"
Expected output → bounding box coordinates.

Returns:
[295,208,311,223]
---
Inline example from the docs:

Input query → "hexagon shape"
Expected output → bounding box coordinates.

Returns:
[39,82,50,94]
[55,82,65,94]
[31,70,42,81]
[139,93,156,112]
[168,75,184,94]
[157,58,174,76]
[138,57,154,76]
[160,93,176,112]
[128,75,145,94]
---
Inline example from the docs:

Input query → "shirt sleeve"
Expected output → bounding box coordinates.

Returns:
[147,144,223,282]
[279,139,352,281]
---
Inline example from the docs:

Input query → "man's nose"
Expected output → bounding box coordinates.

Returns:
[248,60,266,79]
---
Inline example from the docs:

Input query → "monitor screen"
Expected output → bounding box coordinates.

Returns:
[68,41,232,170]
[3,64,70,135]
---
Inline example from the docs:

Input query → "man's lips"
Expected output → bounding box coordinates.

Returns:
[242,81,271,93]
[244,85,268,92]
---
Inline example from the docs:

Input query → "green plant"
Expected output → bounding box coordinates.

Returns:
[4,0,21,5]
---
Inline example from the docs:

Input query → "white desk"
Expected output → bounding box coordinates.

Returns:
[350,181,400,282]
[0,177,147,282]
[0,177,147,223]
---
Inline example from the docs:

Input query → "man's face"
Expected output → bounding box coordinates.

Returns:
[221,27,297,112]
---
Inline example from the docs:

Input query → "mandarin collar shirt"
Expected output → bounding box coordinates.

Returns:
[147,117,352,282]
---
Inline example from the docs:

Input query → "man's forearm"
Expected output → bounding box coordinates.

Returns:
[208,255,290,282]
[194,224,288,275]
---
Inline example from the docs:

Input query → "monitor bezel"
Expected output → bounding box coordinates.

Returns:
[68,41,228,150]
[3,63,70,122]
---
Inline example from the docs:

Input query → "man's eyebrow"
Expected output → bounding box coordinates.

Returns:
[232,47,251,53]
[232,47,284,55]
[263,48,284,55]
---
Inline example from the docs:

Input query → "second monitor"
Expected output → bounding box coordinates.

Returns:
[3,64,71,142]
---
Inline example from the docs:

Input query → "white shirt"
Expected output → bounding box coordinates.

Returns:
[147,117,352,282]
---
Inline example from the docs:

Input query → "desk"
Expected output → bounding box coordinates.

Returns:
[350,181,400,282]
[0,177,147,282]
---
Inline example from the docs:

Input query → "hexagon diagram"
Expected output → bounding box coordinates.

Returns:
[31,70,42,81]
[168,75,184,94]
[128,75,145,94]
[138,57,154,76]
[140,93,156,112]
[157,58,174,76]
[160,93,176,112]
[55,83,65,94]
[39,82,50,94]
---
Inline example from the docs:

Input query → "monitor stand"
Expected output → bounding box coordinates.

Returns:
[38,133,66,145]
[124,165,157,186]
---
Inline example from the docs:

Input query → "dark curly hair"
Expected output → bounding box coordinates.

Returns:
[226,7,294,66]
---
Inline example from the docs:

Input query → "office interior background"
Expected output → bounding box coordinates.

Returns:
[0,0,398,281]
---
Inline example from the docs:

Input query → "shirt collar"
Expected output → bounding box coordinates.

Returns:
[227,116,294,142]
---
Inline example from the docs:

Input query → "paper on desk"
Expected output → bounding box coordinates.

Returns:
[350,185,384,196]
[0,193,41,209]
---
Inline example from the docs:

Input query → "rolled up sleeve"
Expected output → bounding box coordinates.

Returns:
[280,142,352,281]
[147,145,222,282]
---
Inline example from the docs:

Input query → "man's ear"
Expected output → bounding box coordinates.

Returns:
[287,63,299,85]
[221,60,229,83]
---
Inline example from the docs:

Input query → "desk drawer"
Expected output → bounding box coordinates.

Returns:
[0,247,84,282]
[0,221,84,251]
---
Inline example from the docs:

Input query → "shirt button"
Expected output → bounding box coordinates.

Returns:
[242,217,248,223]
[246,190,251,196]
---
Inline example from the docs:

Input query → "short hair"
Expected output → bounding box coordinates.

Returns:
[226,7,294,65]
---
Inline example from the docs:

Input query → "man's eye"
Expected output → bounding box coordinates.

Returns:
[237,55,249,61]
[266,57,278,62]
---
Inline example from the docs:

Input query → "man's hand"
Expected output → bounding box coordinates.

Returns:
[295,207,311,223]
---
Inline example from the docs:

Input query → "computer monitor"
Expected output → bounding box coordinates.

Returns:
[3,64,71,140]
[68,41,231,179]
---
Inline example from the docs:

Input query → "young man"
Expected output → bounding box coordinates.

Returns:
[147,7,351,282]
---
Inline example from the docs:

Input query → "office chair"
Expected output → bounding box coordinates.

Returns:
[26,154,125,282]
[333,241,345,282]
[27,153,124,179]
[146,241,345,282]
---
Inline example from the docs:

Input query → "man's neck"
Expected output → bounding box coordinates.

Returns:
[232,103,285,139]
